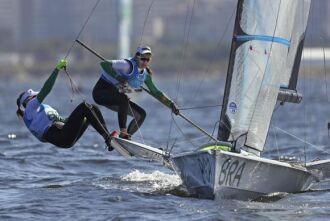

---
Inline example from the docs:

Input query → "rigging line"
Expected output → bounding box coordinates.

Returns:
[191,5,236,101]
[166,112,175,153]
[319,0,330,120]
[273,126,330,155]
[84,102,115,142]
[127,101,145,144]
[273,123,281,161]
[175,0,196,101]
[65,0,103,59]
[174,134,205,145]
[63,0,103,103]
[207,121,220,143]
[178,104,222,110]
[323,47,330,115]
[270,103,281,160]
[167,113,199,154]
[138,0,156,47]
[64,69,85,102]
[303,0,314,165]
[168,0,196,146]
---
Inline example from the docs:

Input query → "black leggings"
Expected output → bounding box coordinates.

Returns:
[92,78,146,135]
[44,102,109,148]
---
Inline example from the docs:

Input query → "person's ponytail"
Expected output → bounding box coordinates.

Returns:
[16,92,25,118]
[146,66,153,76]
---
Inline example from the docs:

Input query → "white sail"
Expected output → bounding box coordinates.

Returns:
[219,0,311,153]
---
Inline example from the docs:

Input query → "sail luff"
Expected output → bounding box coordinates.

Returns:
[218,0,244,142]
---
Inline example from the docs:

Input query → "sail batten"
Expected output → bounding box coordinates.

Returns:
[218,0,311,153]
[235,35,290,47]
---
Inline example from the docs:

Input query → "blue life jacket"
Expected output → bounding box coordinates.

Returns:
[126,58,147,89]
[23,98,60,141]
[101,58,147,89]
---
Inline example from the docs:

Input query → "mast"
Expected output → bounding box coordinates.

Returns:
[217,0,244,142]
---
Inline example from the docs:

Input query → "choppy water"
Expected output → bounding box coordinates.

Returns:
[1,73,330,221]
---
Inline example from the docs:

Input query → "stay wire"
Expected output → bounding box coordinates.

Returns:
[63,0,103,101]
[167,0,196,149]
[303,1,313,165]
[191,6,236,102]
[273,126,330,155]
[127,101,145,144]
[64,69,85,102]
[208,121,220,143]
[318,0,330,127]
[168,113,198,154]
[178,104,222,111]
[166,112,175,153]
[323,47,330,116]
[62,0,113,140]
[84,102,114,142]
[65,0,103,59]
[175,0,196,101]
[138,0,156,47]
[127,0,156,142]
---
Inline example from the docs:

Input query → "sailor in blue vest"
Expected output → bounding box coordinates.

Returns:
[93,46,179,139]
[16,59,114,150]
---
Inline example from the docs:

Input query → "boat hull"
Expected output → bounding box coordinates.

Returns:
[171,150,315,200]
[109,137,315,200]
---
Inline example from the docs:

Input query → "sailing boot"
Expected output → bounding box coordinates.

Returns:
[119,131,131,140]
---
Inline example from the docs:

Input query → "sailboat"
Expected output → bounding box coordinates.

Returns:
[110,0,330,200]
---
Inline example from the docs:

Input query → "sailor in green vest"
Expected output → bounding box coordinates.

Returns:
[16,59,114,150]
[93,46,179,139]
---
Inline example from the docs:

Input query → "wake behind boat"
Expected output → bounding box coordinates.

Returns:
[109,0,330,201]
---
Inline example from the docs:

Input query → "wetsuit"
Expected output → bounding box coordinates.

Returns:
[93,58,174,135]
[23,68,110,148]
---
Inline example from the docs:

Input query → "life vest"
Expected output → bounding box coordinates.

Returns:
[101,58,147,91]
[23,98,60,141]
[126,58,147,89]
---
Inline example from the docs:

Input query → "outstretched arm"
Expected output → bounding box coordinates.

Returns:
[144,73,173,107]
[144,73,180,115]
[36,59,67,103]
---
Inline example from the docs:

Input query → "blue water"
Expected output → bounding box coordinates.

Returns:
[1,73,330,220]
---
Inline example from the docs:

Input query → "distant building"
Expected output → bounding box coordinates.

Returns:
[307,0,330,42]
[18,0,118,44]
[0,0,20,49]
[0,0,329,50]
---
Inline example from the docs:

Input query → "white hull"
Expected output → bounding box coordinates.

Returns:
[172,150,315,200]
[111,138,316,200]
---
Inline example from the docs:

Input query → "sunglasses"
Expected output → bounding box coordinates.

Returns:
[140,57,150,62]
